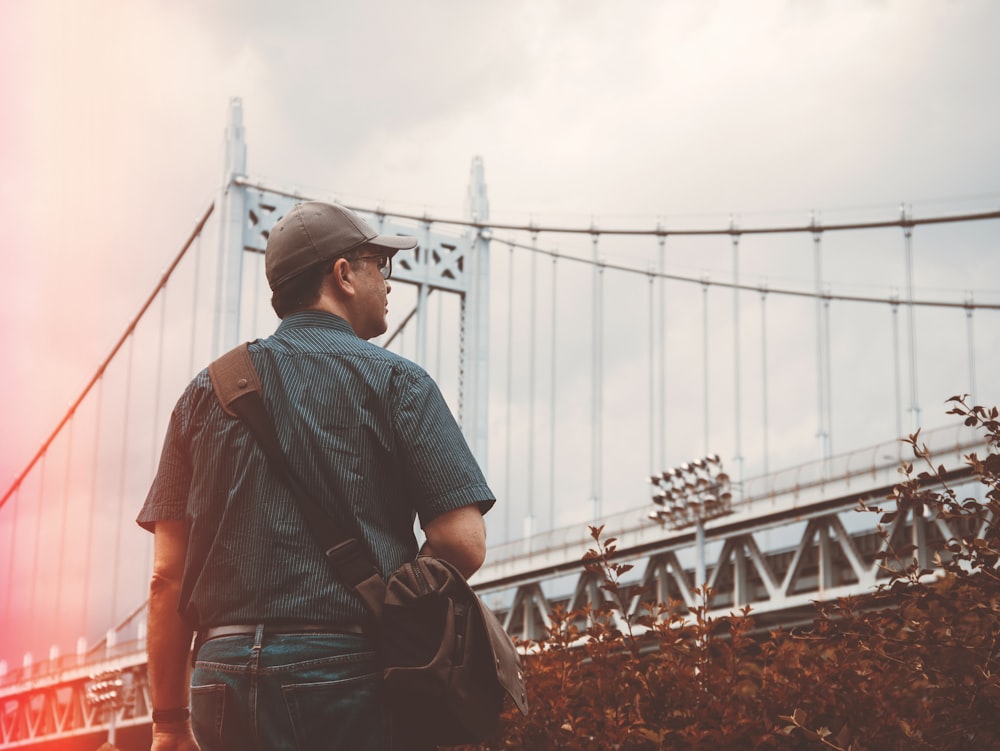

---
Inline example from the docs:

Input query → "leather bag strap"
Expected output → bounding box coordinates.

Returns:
[208,343,386,617]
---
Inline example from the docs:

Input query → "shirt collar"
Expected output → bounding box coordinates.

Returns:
[276,310,356,337]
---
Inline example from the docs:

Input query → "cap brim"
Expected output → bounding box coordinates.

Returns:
[364,233,418,254]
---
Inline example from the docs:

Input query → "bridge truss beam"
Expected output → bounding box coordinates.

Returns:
[477,426,988,641]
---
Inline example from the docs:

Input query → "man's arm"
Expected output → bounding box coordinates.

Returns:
[147,519,199,751]
[421,504,487,578]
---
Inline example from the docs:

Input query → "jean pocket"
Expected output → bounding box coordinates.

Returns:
[190,683,227,748]
[283,671,383,751]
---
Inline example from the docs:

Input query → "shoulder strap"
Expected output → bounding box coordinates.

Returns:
[207,343,386,618]
[208,342,262,417]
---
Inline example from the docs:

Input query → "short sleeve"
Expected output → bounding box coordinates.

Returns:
[393,371,495,526]
[136,397,193,532]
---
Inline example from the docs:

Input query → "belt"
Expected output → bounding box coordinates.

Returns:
[199,622,366,642]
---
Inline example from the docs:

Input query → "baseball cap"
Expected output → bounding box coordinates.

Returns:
[265,201,418,290]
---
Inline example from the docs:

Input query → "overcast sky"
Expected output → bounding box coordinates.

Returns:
[3,0,999,486]
[1,0,999,662]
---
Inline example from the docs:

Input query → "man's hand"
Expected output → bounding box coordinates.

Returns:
[151,720,200,751]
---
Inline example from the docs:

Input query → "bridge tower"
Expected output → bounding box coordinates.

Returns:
[212,97,493,467]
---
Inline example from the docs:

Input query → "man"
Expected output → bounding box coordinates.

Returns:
[137,201,494,751]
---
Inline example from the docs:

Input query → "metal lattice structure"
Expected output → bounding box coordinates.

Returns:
[213,100,493,464]
[476,423,989,640]
[1,651,149,749]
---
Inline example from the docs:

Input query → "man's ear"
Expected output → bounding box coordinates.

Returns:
[327,257,356,298]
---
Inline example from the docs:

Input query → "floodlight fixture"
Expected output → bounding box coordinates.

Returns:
[647,453,734,530]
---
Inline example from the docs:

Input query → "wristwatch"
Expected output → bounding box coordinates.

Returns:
[152,706,190,723]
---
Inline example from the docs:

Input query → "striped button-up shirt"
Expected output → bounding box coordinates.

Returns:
[137,311,494,628]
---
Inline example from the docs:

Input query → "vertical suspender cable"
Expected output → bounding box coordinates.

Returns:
[812,213,830,462]
[152,291,168,473]
[656,226,667,468]
[730,218,743,486]
[591,227,603,522]
[188,232,203,377]
[457,290,466,434]
[110,334,136,627]
[3,487,19,643]
[416,220,432,367]
[526,235,539,540]
[760,287,770,477]
[823,290,834,457]
[902,204,921,432]
[503,243,515,543]
[422,211,440,381]
[891,297,903,444]
[701,279,710,457]
[251,239,263,338]
[647,270,656,473]
[54,416,74,651]
[965,295,977,405]
[549,254,558,531]
[436,289,444,384]
[29,456,46,646]
[82,377,104,643]
[149,288,169,584]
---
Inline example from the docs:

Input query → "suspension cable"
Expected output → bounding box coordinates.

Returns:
[237,178,999,309]
[232,177,1000,236]
[0,202,215,511]
[494,235,1000,310]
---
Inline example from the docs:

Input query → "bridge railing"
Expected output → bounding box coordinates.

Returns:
[474,422,984,585]
[0,638,147,689]
[740,420,977,506]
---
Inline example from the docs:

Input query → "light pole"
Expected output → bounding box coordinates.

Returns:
[86,669,125,748]
[647,455,733,587]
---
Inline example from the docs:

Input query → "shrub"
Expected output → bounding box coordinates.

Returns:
[464,397,1000,750]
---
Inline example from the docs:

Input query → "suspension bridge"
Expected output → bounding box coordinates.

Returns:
[1,98,998,749]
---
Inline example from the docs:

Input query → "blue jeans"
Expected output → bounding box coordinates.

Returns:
[191,627,409,751]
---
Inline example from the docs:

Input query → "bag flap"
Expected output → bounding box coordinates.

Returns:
[474,588,529,715]
[387,557,528,716]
